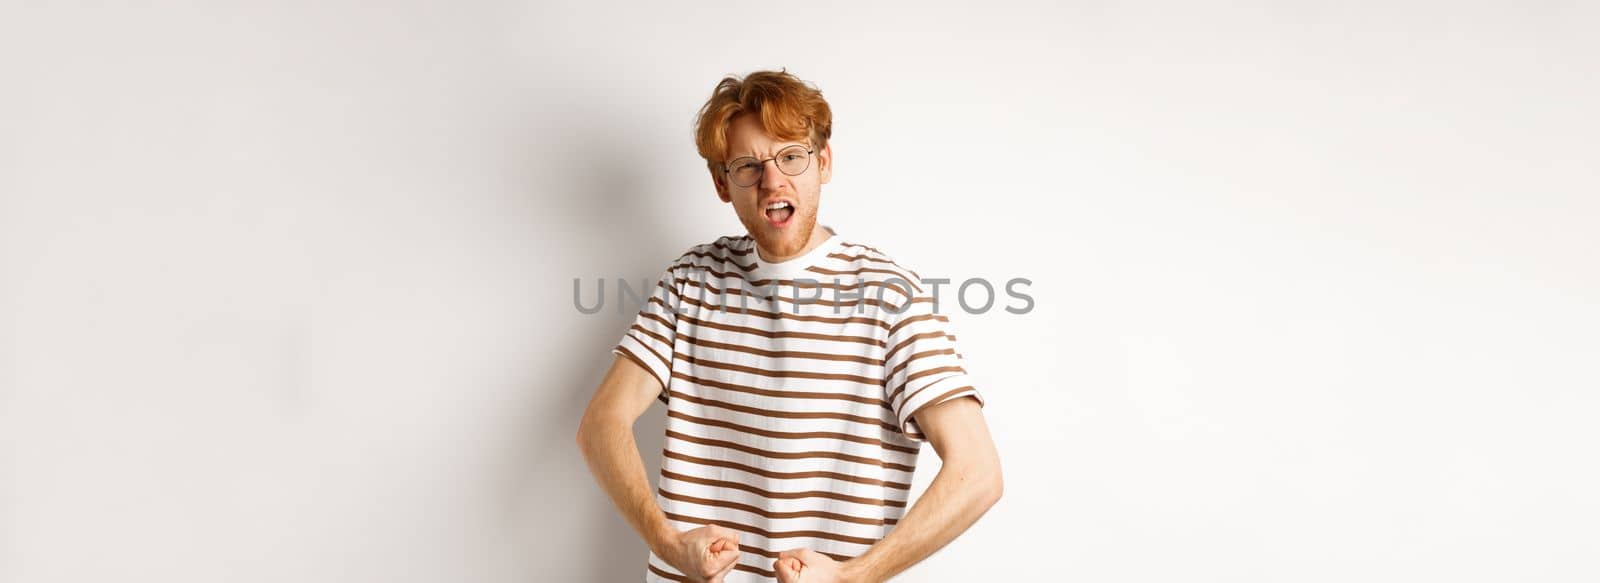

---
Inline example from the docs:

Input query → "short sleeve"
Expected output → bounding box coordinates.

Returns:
[612,266,680,404]
[881,290,983,440]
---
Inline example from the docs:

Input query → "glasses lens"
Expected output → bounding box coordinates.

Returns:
[728,158,761,187]
[777,146,810,176]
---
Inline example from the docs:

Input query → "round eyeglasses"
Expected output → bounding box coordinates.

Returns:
[723,145,814,188]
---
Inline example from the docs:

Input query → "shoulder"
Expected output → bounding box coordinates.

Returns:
[665,234,758,275]
[829,239,924,278]
[814,238,930,302]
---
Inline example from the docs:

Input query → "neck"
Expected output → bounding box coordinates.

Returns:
[757,224,832,264]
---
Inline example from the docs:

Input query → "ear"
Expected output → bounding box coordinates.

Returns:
[710,166,732,203]
[817,142,833,185]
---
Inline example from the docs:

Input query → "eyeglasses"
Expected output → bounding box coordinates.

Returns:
[722,145,814,188]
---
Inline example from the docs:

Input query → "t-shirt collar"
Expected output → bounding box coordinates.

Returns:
[746,225,841,281]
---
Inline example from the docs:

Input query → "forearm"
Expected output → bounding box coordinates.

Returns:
[845,458,1003,582]
[576,416,675,555]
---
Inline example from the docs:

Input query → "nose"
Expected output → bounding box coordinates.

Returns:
[759,158,787,191]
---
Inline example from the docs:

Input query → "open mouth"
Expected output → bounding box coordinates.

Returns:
[764,200,794,226]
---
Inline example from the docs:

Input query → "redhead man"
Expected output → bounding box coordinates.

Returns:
[577,68,1002,583]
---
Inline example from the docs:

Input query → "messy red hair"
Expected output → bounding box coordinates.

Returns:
[693,68,833,174]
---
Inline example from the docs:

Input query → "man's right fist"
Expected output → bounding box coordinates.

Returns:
[662,525,742,582]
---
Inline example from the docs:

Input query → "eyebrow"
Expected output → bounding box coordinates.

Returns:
[729,142,808,159]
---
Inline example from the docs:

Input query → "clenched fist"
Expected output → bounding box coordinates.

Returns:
[773,548,850,583]
[661,525,742,582]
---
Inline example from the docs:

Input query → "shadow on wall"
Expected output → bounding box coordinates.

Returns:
[496,103,685,581]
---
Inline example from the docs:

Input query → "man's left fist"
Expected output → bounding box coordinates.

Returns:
[773,548,847,583]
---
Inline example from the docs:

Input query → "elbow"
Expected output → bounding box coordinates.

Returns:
[971,455,1003,511]
[575,409,624,459]
[575,412,596,457]
[980,464,1004,510]
[949,451,1004,513]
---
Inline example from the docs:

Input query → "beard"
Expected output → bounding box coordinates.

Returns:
[740,200,819,261]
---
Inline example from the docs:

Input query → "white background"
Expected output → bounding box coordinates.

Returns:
[3,1,1597,581]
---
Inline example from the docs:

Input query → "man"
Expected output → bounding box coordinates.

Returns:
[576,68,1003,583]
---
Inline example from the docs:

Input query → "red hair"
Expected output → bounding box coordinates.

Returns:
[693,68,833,174]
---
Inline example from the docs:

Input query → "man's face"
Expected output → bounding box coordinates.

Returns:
[713,113,832,261]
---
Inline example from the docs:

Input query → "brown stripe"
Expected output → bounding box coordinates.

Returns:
[668,390,900,433]
[659,487,895,526]
[810,261,915,279]
[676,276,842,308]
[665,449,911,490]
[618,338,669,370]
[713,238,756,257]
[645,295,678,319]
[837,246,925,282]
[666,430,914,473]
[685,265,917,297]
[734,563,777,578]
[647,563,686,581]
[677,276,931,311]
[806,263,924,294]
[888,365,968,404]
[839,241,889,256]
[884,330,956,363]
[899,378,979,414]
[678,331,883,367]
[679,248,757,271]
[676,293,892,332]
[887,348,958,379]
[656,278,681,301]
[681,269,915,301]
[836,241,924,281]
[674,349,882,386]
[668,409,920,455]
[823,251,916,270]
[661,469,906,508]
[886,312,949,337]
[735,544,851,563]
[664,511,881,547]
[639,309,674,331]
[671,371,891,410]
[679,313,885,348]
[630,323,672,348]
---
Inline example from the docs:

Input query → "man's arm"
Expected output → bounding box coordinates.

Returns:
[773,396,1003,583]
[576,354,742,582]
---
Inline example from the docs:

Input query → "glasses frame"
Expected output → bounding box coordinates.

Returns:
[722,145,815,188]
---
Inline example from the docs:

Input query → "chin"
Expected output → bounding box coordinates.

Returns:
[743,211,816,258]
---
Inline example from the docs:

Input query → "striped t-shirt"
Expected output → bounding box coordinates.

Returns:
[612,226,984,582]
